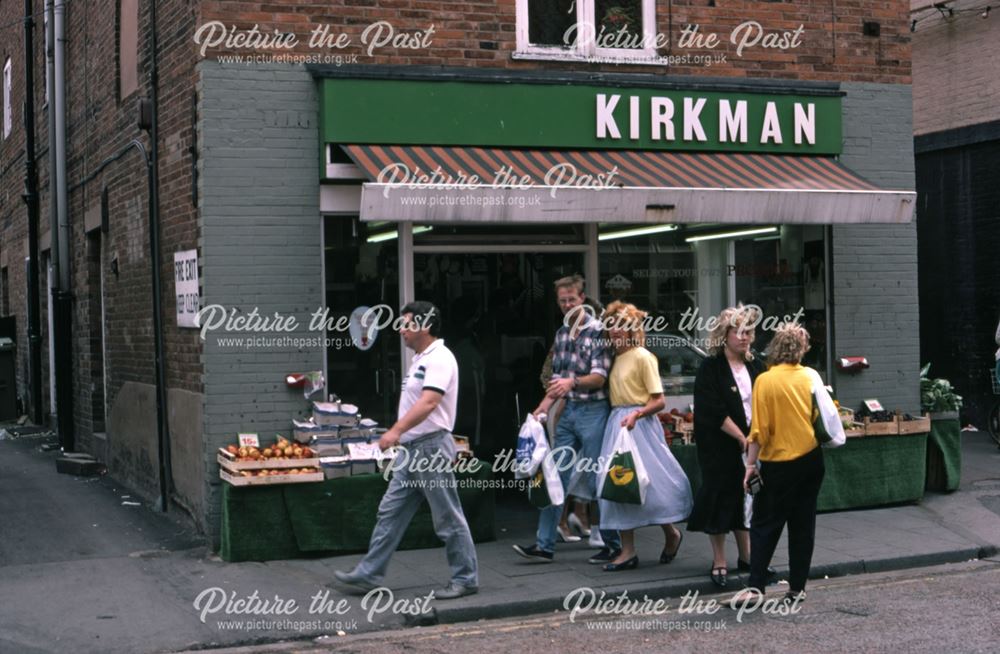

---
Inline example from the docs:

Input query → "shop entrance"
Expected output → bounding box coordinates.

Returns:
[403,224,592,460]
[413,250,586,460]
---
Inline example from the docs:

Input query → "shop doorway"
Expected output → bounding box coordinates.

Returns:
[412,250,586,460]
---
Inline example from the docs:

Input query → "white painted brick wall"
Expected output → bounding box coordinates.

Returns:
[197,62,324,543]
[833,82,920,413]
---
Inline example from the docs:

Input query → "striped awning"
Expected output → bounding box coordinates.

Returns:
[337,144,915,225]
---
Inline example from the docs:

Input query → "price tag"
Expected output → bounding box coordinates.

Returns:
[238,433,260,447]
[863,399,884,412]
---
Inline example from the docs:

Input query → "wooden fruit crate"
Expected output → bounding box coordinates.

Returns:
[844,425,866,438]
[218,448,320,471]
[897,415,931,435]
[220,468,324,486]
[863,417,899,436]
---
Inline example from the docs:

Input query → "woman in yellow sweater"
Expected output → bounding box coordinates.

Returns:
[597,301,693,571]
[733,322,824,606]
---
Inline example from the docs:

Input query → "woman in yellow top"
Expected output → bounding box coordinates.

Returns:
[597,302,693,572]
[732,322,825,606]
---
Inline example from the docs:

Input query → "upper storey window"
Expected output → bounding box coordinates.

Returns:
[515,0,661,64]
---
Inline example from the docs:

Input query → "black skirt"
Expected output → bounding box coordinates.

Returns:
[686,437,747,534]
[686,477,748,534]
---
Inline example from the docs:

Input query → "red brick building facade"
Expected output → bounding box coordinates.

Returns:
[0,1,917,542]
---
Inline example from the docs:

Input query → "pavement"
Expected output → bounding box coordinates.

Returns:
[2,426,1000,654]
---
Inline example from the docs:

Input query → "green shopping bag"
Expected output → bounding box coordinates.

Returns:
[526,454,565,508]
[527,470,552,508]
[812,392,832,444]
[598,427,649,505]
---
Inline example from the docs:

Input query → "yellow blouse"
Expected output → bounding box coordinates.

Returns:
[609,347,663,406]
[748,363,819,462]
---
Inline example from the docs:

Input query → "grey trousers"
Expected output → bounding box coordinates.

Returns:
[353,430,478,587]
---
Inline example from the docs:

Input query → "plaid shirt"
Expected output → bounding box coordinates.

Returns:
[551,315,612,402]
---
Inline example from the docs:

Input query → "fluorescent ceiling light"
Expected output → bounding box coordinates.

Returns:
[685,227,778,243]
[366,226,433,243]
[598,224,678,241]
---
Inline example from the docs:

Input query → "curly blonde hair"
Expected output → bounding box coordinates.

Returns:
[604,301,647,348]
[707,304,760,361]
[766,321,811,365]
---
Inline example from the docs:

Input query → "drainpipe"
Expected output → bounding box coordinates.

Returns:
[51,0,74,451]
[23,0,43,426]
[147,0,172,512]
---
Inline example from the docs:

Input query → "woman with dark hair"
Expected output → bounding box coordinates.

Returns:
[688,306,767,588]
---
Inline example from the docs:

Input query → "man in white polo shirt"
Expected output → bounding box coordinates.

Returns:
[334,301,478,600]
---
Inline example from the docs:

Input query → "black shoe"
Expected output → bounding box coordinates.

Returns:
[783,590,806,605]
[603,555,639,572]
[737,559,778,579]
[710,566,728,588]
[659,530,684,564]
[588,548,622,564]
[513,544,553,562]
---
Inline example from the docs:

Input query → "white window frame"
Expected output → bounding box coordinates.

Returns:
[514,0,661,64]
[3,58,12,138]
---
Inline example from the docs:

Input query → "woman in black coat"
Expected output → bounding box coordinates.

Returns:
[687,306,766,588]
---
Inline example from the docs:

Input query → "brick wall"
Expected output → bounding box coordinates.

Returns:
[197,61,324,543]
[832,82,919,413]
[196,0,911,83]
[0,0,204,513]
[912,0,1000,135]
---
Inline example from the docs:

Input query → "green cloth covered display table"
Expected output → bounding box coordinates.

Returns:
[926,416,961,492]
[816,433,927,511]
[669,434,928,513]
[220,459,496,562]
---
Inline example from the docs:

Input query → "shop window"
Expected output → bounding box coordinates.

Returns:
[732,226,829,378]
[515,0,659,63]
[118,0,139,99]
[598,224,831,401]
[3,58,11,138]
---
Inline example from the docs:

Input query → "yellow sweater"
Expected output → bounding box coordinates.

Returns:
[748,363,818,462]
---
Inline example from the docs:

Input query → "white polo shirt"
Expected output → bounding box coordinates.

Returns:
[398,338,459,443]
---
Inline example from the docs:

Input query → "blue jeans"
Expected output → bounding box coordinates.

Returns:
[536,400,621,553]
[353,431,478,587]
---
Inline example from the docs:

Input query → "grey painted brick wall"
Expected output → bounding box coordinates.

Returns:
[832,83,919,413]
[197,62,324,544]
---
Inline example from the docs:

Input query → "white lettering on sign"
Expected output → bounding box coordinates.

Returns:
[596,95,821,147]
[683,97,707,142]
[719,99,748,143]
[760,102,782,145]
[174,249,200,328]
[629,96,640,141]
[794,103,815,145]
[650,98,675,141]
[596,94,621,140]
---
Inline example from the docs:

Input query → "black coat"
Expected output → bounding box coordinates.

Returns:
[693,354,766,482]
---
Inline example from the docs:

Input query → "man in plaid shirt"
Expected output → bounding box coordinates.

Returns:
[513,275,622,563]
